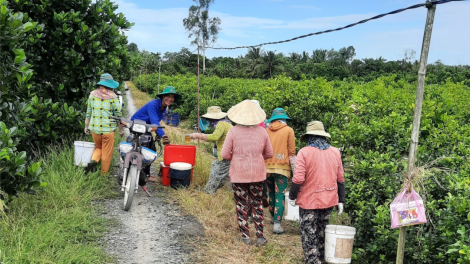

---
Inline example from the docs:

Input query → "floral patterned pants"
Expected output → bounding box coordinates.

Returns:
[299,207,334,264]
[266,173,288,222]
[232,182,264,238]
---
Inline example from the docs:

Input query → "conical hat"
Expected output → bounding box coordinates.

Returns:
[227,99,266,126]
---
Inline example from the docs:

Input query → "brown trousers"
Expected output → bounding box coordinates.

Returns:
[91,131,115,175]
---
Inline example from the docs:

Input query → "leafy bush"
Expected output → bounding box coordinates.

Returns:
[0,122,43,197]
[5,0,134,151]
[134,74,470,263]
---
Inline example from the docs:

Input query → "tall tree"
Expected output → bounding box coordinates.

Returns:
[183,0,221,72]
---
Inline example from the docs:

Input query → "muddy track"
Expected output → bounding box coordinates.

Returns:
[101,82,203,264]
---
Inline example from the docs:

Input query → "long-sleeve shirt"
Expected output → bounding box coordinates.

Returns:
[292,146,345,210]
[86,95,121,134]
[221,125,273,183]
[206,121,232,161]
[264,121,296,177]
[131,99,166,137]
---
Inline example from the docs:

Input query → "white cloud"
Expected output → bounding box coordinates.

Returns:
[115,0,470,65]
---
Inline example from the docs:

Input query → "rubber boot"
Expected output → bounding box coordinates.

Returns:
[85,160,98,174]
[273,222,285,234]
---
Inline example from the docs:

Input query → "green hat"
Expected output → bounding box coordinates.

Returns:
[157,86,182,103]
[267,108,291,123]
[96,73,119,89]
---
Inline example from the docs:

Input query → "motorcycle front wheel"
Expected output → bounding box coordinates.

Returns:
[123,164,137,211]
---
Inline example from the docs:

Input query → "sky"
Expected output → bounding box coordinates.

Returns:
[115,0,470,65]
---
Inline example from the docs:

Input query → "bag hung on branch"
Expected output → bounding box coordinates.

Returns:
[390,186,427,229]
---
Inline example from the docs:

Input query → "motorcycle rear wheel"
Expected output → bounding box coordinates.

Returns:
[123,164,137,211]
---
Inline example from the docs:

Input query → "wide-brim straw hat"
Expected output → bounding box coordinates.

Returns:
[266,107,291,123]
[227,99,266,126]
[157,86,182,103]
[201,106,227,120]
[96,73,119,89]
[300,121,331,142]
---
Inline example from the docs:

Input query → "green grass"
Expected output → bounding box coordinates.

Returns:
[0,134,120,263]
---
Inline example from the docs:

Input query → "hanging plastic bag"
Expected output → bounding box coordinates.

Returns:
[390,186,427,229]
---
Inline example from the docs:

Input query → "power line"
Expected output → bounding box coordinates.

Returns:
[207,0,468,50]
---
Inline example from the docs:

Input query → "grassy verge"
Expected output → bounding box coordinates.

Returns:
[128,81,306,263]
[0,140,119,263]
[0,84,128,264]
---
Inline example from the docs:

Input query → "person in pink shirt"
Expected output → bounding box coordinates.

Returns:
[288,121,345,264]
[221,100,273,247]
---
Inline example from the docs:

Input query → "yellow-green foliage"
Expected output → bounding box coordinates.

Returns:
[134,75,470,263]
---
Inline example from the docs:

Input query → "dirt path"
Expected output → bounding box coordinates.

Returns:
[101,82,203,264]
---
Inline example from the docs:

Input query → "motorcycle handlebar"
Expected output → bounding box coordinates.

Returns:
[110,116,165,129]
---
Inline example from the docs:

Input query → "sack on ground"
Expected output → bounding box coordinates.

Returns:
[390,186,427,229]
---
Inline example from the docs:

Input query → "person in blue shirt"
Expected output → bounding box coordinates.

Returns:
[131,86,182,180]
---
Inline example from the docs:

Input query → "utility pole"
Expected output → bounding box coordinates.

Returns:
[145,62,148,94]
[197,45,201,147]
[396,1,436,263]
[158,59,161,93]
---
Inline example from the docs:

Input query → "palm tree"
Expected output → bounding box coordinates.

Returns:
[289,52,301,66]
[262,50,283,78]
[245,47,263,78]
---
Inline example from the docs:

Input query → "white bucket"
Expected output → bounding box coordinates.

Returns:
[74,141,95,167]
[284,191,299,221]
[325,225,356,264]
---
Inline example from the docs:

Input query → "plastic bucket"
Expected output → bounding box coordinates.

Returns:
[74,141,95,167]
[325,225,356,264]
[168,162,192,189]
[284,191,299,221]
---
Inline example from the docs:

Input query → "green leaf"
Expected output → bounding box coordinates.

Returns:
[31,162,41,173]
[96,49,106,54]
[23,22,33,32]
[13,49,25,64]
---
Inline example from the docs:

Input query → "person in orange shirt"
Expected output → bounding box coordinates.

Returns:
[288,121,345,264]
[264,108,296,234]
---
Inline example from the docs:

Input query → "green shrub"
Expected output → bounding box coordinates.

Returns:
[0,122,43,197]
[133,74,470,263]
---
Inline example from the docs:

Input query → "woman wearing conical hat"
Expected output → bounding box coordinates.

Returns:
[221,100,273,247]
[189,106,233,194]
[288,121,345,264]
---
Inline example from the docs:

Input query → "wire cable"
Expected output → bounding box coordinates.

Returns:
[207,0,468,50]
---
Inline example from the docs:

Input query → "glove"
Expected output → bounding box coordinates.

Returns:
[162,135,170,145]
[338,203,344,215]
[84,127,90,135]
[289,199,297,207]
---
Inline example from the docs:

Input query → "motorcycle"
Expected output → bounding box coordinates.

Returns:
[116,90,125,109]
[111,116,164,211]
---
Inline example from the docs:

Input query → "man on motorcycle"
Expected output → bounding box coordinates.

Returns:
[130,86,182,181]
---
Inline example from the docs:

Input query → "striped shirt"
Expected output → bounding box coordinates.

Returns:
[206,121,232,161]
[86,95,122,134]
[221,125,273,183]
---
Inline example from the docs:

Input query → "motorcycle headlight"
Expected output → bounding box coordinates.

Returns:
[132,123,146,133]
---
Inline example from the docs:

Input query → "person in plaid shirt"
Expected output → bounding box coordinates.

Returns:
[84,73,124,175]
